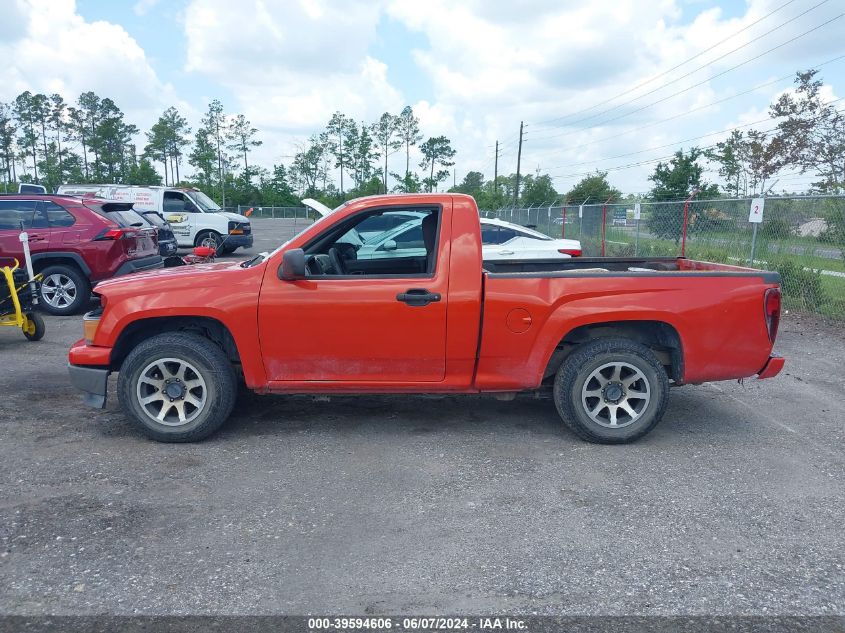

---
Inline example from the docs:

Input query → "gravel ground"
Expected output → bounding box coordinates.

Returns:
[0,220,843,616]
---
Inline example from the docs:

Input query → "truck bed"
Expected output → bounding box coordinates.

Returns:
[483,256,779,282]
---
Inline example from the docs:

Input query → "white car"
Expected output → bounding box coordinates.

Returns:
[302,199,581,260]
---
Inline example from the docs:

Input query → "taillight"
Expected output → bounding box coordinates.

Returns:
[764,288,781,342]
[94,228,126,241]
[559,248,582,257]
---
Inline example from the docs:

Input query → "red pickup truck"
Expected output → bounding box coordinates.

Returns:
[68,193,784,444]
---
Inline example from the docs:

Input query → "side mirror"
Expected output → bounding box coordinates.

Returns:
[278,248,306,280]
[383,239,397,251]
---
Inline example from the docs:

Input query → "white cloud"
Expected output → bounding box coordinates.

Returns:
[133,0,161,16]
[0,0,179,139]
[2,0,840,194]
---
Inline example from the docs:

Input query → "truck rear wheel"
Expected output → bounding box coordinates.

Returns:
[553,337,669,444]
[38,264,90,315]
[117,332,236,442]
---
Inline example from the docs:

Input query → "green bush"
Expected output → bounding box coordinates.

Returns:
[760,217,796,239]
[770,259,829,312]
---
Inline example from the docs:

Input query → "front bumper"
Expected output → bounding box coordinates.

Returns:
[68,338,112,408]
[114,254,164,277]
[68,362,110,409]
[223,233,253,250]
[757,355,785,379]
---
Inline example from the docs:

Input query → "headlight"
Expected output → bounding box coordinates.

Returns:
[83,303,103,345]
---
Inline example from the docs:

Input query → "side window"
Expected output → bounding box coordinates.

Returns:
[181,194,201,213]
[480,224,501,245]
[390,225,424,249]
[0,200,37,230]
[497,226,517,243]
[163,192,200,214]
[514,228,551,241]
[41,202,76,228]
[162,193,185,214]
[481,224,516,245]
[304,208,440,277]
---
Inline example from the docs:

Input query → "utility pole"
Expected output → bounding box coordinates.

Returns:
[493,140,500,195]
[513,121,524,207]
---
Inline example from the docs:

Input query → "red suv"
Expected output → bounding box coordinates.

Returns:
[0,195,162,315]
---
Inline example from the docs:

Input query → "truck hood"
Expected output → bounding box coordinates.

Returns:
[302,198,333,217]
[220,211,250,223]
[94,260,251,294]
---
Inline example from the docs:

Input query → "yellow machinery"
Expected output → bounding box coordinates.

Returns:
[1,225,46,341]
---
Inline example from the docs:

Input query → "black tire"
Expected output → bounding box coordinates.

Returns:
[194,230,222,251]
[553,337,669,444]
[38,264,91,316]
[23,311,46,341]
[117,332,237,442]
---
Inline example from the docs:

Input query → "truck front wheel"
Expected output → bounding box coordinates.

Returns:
[117,332,237,442]
[195,230,222,251]
[553,337,669,444]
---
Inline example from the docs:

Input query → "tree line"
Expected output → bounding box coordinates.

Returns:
[0,93,458,209]
[0,70,840,210]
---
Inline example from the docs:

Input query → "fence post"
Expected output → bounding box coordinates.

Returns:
[750,222,758,266]
[634,202,641,256]
[749,196,764,266]
[601,196,613,257]
[579,197,590,244]
[680,189,700,258]
[562,205,567,238]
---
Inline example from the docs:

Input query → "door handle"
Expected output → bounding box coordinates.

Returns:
[28,235,47,242]
[396,288,441,307]
[499,250,514,255]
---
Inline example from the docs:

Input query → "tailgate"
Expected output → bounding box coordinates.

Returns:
[124,226,159,259]
[86,201,159,260]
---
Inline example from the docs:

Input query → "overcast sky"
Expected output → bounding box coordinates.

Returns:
[2,0,843,195]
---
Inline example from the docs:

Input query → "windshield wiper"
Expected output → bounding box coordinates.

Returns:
[240,253,267,268]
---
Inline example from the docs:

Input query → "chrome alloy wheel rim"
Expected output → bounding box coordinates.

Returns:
[41,273,77,309]
[136,358,207,426]
[581,361,651,428]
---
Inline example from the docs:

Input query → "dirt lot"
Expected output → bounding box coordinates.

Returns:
[0,223,843,615]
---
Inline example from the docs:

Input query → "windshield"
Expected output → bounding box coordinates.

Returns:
[243,202,352,266]
[186,190,221,212]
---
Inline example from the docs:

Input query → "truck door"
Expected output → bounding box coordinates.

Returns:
[258,204,450,383]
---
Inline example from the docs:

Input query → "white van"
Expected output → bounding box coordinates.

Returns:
[55,185,253,253]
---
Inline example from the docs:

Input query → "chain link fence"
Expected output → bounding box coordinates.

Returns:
[484,196,845,320]
[236,199,844,320]
[236,205,316,221]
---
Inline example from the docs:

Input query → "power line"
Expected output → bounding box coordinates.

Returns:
[545,104,845,181]
[526,8,843,144]
[543,98,844,173]
[523,54,845,154]
[532,0,804,129]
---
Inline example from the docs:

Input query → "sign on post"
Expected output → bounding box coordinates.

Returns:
[749,198,765,223]
[634,203,641,220]
[578,205,583,218]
